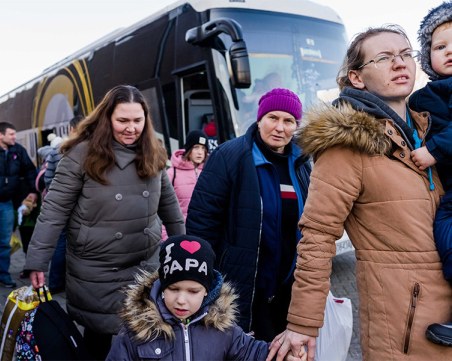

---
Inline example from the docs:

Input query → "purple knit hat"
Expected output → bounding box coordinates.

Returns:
[256,88,302,122]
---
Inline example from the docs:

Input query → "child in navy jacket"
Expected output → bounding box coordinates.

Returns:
[408,1,452,347]
[106,235,306,361]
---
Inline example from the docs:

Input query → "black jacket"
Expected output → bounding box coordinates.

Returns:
[0,143,37,206]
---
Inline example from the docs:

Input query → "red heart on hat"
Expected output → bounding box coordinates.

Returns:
[180,240,201,254]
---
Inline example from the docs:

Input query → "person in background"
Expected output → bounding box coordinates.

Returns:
[44,117,83,191]
[202,117,218,153]
[0,121,37,288]
[105,235,307,361]
[186,88,311,342]
[16,193,39,255]
[25,85,185,360]
[43,115,83,293]
[267,25,452,361]
[162,130,208,240]
[408,1,452,346]
[15,134,63,281]
[16,144,52,271]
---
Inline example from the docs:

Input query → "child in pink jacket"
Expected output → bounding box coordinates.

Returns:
[162,130,208,240]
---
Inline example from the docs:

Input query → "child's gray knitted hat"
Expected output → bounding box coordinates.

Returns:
[418,1,452,80]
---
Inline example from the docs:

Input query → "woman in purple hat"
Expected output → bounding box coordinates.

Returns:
[186,88,311,341]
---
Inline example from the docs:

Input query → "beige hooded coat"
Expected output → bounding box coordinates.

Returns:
[287,103,452,360]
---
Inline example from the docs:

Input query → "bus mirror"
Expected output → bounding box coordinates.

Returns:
[186,18,251,88]
[229,41,251,88]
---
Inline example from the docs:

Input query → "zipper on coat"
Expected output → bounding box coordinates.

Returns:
[248,196,263,331]
[183,324,191,361]
[194,166,199,179]
[403,282,420,354]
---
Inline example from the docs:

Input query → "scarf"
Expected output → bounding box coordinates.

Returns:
[333,87,415,149]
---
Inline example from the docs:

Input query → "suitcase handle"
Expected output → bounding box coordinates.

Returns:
[36,285,52,303]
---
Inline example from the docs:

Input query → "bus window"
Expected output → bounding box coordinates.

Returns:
[180,70,212,139]
[184,90,212,132]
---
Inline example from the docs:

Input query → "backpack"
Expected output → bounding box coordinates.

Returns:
[15,287,91,361]
[35,162,48,199]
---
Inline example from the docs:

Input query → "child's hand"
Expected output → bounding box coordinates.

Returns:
[21,194,37,215]
[284,348,307,361]
[411,146,436,170]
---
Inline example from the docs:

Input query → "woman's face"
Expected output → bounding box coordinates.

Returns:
[111,102,145,145]
[349,32,416,104]
[258,110,297,154]
[188,144,207,165]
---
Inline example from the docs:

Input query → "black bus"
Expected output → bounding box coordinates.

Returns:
[0,0,347,161]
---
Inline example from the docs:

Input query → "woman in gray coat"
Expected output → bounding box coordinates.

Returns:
[25,85,185,360]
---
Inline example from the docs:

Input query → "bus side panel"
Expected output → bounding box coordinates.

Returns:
[0,83,39,132]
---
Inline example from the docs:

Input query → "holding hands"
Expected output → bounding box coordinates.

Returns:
[267,330,315,361]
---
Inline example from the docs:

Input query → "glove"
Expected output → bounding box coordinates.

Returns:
[17,205,27,225]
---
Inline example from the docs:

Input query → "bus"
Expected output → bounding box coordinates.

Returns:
[0,0,353,253]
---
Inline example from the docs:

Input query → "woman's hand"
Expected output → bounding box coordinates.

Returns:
[29,271,45,289]
[267,330,316,361]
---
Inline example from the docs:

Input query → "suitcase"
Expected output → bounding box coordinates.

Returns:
[15,287,92,360]
[0,286,40,361]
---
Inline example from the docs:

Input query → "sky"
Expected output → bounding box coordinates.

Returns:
[0,0,444,96]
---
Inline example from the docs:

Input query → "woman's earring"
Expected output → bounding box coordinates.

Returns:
[161,292,165,299]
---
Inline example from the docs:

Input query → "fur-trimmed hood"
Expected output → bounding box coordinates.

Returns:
[297,102,392,159]
[119,270,238,343]
[418,1,452,80]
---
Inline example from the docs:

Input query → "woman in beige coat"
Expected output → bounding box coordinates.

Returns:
[268,26,452,361]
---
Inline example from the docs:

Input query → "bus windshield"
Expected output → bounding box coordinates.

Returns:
[211,9,347,135]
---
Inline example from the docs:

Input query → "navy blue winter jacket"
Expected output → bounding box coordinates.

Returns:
[106,271,269,361]
[409,77,452,191]
[0,143,37,205]
[186,123,311,332]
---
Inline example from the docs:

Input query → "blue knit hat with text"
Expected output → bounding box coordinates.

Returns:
[256,88,302,122]
[418,1,452,80]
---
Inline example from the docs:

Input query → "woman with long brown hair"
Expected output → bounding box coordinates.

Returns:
[25,85,185,360]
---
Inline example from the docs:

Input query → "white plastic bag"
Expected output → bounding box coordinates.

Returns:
[315,291,353,361]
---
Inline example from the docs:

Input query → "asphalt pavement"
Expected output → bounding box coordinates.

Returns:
[1,247,362,361]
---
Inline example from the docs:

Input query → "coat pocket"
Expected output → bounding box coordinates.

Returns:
[403,282,420,354]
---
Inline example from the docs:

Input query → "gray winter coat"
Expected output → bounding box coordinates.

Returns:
[106,271,269,361]
[25,141,185,333]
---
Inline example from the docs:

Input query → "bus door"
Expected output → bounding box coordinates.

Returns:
[137,79,170,152]
[177,68,216,151]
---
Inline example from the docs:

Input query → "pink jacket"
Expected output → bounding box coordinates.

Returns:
[162,149,204,239]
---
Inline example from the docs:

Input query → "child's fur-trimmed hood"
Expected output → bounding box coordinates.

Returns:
[297,102,392,159]
[119,270,239,343]
[418,1,452,80]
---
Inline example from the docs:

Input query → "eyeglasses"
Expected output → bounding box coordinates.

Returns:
[358,50,420,69]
